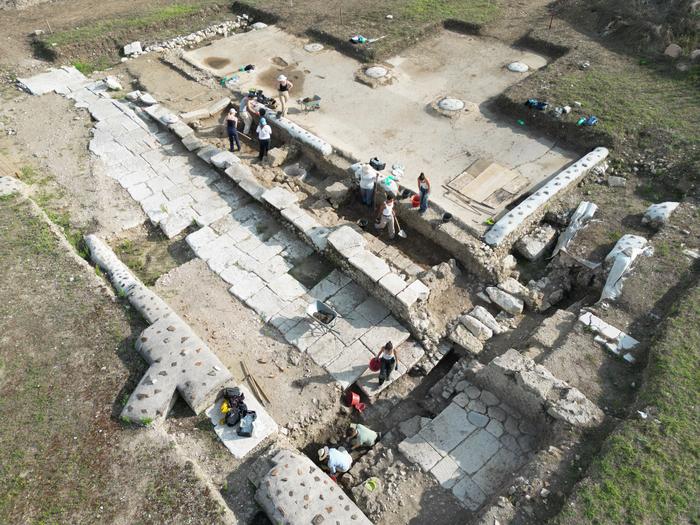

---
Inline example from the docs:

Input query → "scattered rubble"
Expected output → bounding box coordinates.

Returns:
[515,223,558,261]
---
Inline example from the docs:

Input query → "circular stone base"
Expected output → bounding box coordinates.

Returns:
[304,43,324,53]
[507,61,529,72]
[438,98,465,111]
[354,64,394,88]
[365,66,388,79]
[430,96,478,118]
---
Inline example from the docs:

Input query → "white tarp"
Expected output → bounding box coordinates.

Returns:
[601,234,653,302]
[641,202,679,229]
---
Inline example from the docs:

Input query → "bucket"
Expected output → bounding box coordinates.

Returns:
[283,163,307,182]
[442,213,452,223]
[364,477,379,492]
[345,390,360,407]
[411,195,421,208]
[369,357,380,372]
[357,218,369,229]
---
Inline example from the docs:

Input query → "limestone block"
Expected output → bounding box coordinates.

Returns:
[307,332,346,368]
[283,318,324,352]
[228,272,266,302]
[399,415,430,438]
[180,107,211,123]
[323,181,351,204]
[460,315,493,341]
[210,150,239,169]
[328,226,367,258]
[547,388,604,427]
[529,309,576,348]
[263,147,288,167]
[206,386,277,458]
[306,226,331,251]
[418,403,476,456]
[471,446,522,495]
[378,272,408,296]
[196,145,221,164]
[430,455,465,489]
[469,305,504,335]
[262,186,298,210]
[449,324,484,355]
[497,277,534,307]
[398,434,442,472]
[324,339,373,388]
[355,297,390,325]
[160,210,194,239]
[486,286,523,315]
[267,273,307,302]
[327,282,368,315]
[514,224,558,261]
[0,176,23,197]
[450,429,500,475]
[225,163,254,184]
[485,419,504,438]
[359,316,410,353]
[186,226,219,252]
[255,450,372,525]
[396,279,430,309]
[206,97,231,115]
[182,134,205,151]
[239,178,267,201]
[333,312,373,347]
[348,251,391,283]
[169,121,193,138]
[309,269,352,302]
[246,286,288,322]
[452,476,487,511]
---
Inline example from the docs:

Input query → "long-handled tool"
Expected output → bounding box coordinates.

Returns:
[393,214,407,239]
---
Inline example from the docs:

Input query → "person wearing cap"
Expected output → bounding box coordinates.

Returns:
[239,90,257,135]
[347,423,381,450]
[358,163,379,207]
[277,75,294,117]
[256,117,272,161]
[377,341,398,385]
[225,108,241,152]
[318,446,352,477]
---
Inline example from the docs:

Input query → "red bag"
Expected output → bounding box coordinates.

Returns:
[369,357,380,372]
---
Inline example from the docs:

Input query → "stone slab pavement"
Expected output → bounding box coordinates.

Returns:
[399,382,537,512]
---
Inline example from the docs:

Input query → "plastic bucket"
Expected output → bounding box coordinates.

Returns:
[369,357,380,372]
[411,195,421,208]
[345,390,360,407]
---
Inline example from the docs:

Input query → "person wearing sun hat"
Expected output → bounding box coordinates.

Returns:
[225,108,240,152]
[317,446,352,477]
[277,74,294,117]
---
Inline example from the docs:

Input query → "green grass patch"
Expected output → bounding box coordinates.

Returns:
[401,0,500,24]
[46,4,203,47]
[548,64,700,155]
[71,57,113,75]
[556,285,700,525]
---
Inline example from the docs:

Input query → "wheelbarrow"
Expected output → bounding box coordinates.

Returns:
[299,95,321,112]
[306,300,339,334]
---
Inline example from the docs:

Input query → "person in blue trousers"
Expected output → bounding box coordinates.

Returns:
[417,172,431,214]
[226,108,241,152]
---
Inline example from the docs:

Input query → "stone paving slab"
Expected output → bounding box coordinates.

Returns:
[324,339,373,389]
[450,429,501,475]
[398,434,442,472]
[326,281,368,316]
[418,403,476,456]
[306,331,346,368]
[246,286,288,322]
[431,455,465,489]
[348,251,391,283]
[452,476,487,511]
[359,316,411,353]
[18,66,88,95]
[206,387,277,459]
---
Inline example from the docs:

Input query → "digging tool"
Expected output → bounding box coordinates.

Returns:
[240,361,271,405]
[393,215,407,239]
[368,36,387,44]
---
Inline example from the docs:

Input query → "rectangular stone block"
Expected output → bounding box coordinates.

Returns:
[225,163,254,184]
[170,121,193,138]
[418,403,476,456]
[359,316,410,354]
[211,150,239,169]
[245,286,288,322]
[284,319,324,352]
[348,251,391,283]
[430,455,465,489]
[396,279,430,309]
[307,332,346,368]
[262,186,298,210]
[398,434,442,472]
[450,429,501,475]
[355,297,390,325]
[328,226,366,258]
[327,282,367,316]
[267,273,307,302]
[324,339,373,389]
[228,271,266,302]
[379,272,409,296]
[239,178,266,201]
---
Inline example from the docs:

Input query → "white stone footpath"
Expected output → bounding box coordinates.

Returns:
[399,381,535,511]
[21,69,420,396]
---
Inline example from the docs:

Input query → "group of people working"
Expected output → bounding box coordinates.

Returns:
[360,163,432,240]
[223,75,294,162]
[317,422,382,479]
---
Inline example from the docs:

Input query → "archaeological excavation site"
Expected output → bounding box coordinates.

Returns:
[0,1,698,524]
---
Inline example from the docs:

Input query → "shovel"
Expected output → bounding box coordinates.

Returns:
[393,215,407,239]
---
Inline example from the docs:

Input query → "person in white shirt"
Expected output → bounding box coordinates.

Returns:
[256,117,272,161]
[417,172,431,213]
[374,195,396,239]
[318,446,352,478]
[239,90,257,135]
[359,164,378,207]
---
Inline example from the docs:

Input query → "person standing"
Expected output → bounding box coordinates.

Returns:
[359,164,378,207]
[377,341,397,386]
[374,195,396,239]
[256,117,272,161]
[346,423,381,450]
[277,75,294,117]
[239,90,255,135]
[417,172,431,214]
[225,108,240,152]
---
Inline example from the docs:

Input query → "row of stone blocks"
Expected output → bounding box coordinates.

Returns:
[85,235,234,423]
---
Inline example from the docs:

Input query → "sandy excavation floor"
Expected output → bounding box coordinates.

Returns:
[183,26,577,232]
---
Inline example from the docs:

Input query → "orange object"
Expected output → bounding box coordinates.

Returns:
[411,195,421,208]
[345,390,366,413]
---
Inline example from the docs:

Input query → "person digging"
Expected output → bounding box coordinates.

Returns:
[374,195,396,240]
[346,423,381,451]
[318,446,352,481]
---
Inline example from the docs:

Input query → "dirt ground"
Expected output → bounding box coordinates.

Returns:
[0,195,231,524]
